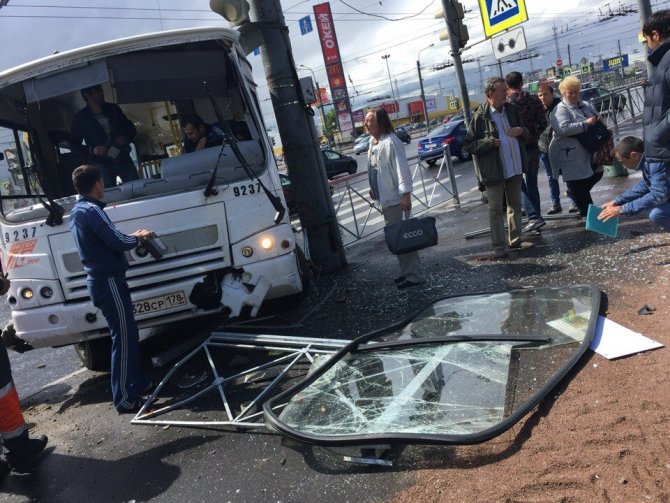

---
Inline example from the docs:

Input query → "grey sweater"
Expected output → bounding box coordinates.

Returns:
[548,99,597,182]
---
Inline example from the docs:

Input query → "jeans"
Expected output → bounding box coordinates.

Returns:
[88,274,149,411]
[649,202,670,230]
[540,152,561,207]
[521,148,542,220]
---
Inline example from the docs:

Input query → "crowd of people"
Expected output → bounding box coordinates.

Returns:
[366,9,670,272]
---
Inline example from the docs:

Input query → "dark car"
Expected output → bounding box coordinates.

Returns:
[417,119,469,166]
[394,126,411,144]
[579,86,627,114]
[321,148,357,178]
[280,173,334,217]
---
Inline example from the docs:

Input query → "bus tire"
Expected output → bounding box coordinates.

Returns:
[75,336,112,372]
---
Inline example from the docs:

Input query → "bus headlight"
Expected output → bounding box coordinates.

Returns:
[40,286,54,299]
[241,246,254,257]
[20,288,34,300]
[260,237,273,250]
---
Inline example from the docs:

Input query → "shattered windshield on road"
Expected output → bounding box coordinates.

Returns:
[264,285,600,445]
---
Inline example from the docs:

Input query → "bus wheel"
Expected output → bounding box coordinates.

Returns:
[75,337,112,372]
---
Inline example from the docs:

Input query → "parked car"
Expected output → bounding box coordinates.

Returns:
[280,173,334,217]
[579,86,627,114]
[321,148,358,178]
[417,119,469,166]
[354,133,370,144]
[353,135,371,155]
[394,126,411,144]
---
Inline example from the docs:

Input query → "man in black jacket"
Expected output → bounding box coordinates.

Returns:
[642,10,670,176]
[70,84,139,188]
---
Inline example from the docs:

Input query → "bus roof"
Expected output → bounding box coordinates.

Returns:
[0,26,239,89]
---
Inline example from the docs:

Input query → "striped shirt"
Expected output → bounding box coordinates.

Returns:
[489,105,523,179]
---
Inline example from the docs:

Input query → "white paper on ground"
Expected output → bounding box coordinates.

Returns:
[590,315,664,359]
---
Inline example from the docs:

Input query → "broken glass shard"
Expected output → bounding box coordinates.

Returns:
[264,285,600,445]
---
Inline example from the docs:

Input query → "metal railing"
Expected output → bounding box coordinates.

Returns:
[295,148,461,247]
[590,83,645,133]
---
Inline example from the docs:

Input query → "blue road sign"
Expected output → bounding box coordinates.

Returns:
[603,54,629,71]
[299,16,313,35]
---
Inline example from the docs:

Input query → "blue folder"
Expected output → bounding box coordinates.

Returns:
[586,204,618,238]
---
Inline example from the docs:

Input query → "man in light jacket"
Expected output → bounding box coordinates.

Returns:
[365,108,424,289]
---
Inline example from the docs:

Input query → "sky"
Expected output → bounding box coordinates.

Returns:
[0,0,666,134]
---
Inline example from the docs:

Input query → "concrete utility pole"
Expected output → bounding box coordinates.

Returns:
[417,43,433,125]
[247,0,347,272]
[637,0,653,76]
[381,54,398,121]
[552,24,562,60]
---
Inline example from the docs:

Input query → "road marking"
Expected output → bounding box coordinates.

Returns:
[24,367,87,400]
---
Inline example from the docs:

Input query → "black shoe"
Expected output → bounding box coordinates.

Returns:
[117,400,143,414]
[546,205,562,215]
[393,276,406,285]
[141,380,156,397]
[0,458,10,479]
[397,279,423,290]
[6,435,48,473]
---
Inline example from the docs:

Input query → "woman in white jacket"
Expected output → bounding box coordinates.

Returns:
[365,108,424,289]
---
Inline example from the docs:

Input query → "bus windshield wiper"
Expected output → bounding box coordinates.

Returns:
[203,81,285,224]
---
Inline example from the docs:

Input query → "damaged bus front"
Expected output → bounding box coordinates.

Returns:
[0,28,305,369]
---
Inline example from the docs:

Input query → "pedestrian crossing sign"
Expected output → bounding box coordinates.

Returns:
[478,0,528,38]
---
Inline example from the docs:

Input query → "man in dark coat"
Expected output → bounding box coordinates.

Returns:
[70,84,138,188]
[641,10,670,175]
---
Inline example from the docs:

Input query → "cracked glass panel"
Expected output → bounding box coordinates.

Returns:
[268,285,598,443]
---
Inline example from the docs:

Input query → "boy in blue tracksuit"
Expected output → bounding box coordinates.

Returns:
[69,164,154,413]
[599,136,670,230]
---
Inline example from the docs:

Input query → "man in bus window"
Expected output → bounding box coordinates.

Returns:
[181,113,225,153]
[69,164,154,414]
[70,84,139,188]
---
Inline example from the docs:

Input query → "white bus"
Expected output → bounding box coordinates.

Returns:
[0,27,306,370]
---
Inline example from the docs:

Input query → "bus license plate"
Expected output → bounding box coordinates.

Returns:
[132,291,187,316]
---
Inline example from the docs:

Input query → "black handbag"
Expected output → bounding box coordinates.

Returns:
[575,118,610,154]
[384,213,438,255]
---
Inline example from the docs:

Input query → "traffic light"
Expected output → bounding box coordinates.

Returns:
[436,0,469,49]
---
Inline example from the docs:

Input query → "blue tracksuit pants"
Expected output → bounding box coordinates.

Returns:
[87,274,149,411]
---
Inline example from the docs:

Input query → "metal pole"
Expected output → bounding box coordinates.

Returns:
[248,0,347,272]
[298,65,328,143]
[553,24,562,59]
[637,0,654,77]
[417,43,434,126]
[381,54,398,121]
[477,58,484,95]
[440,0,472,122]
[567,44,572,69]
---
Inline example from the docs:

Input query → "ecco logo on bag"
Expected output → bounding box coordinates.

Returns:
[403,229,423,239]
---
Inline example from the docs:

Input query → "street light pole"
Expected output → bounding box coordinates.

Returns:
[298,64,328,145]
[417,43,434,128]
[381,54,398,121]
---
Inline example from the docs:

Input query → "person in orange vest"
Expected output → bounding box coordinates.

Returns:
[0,274,49,476]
